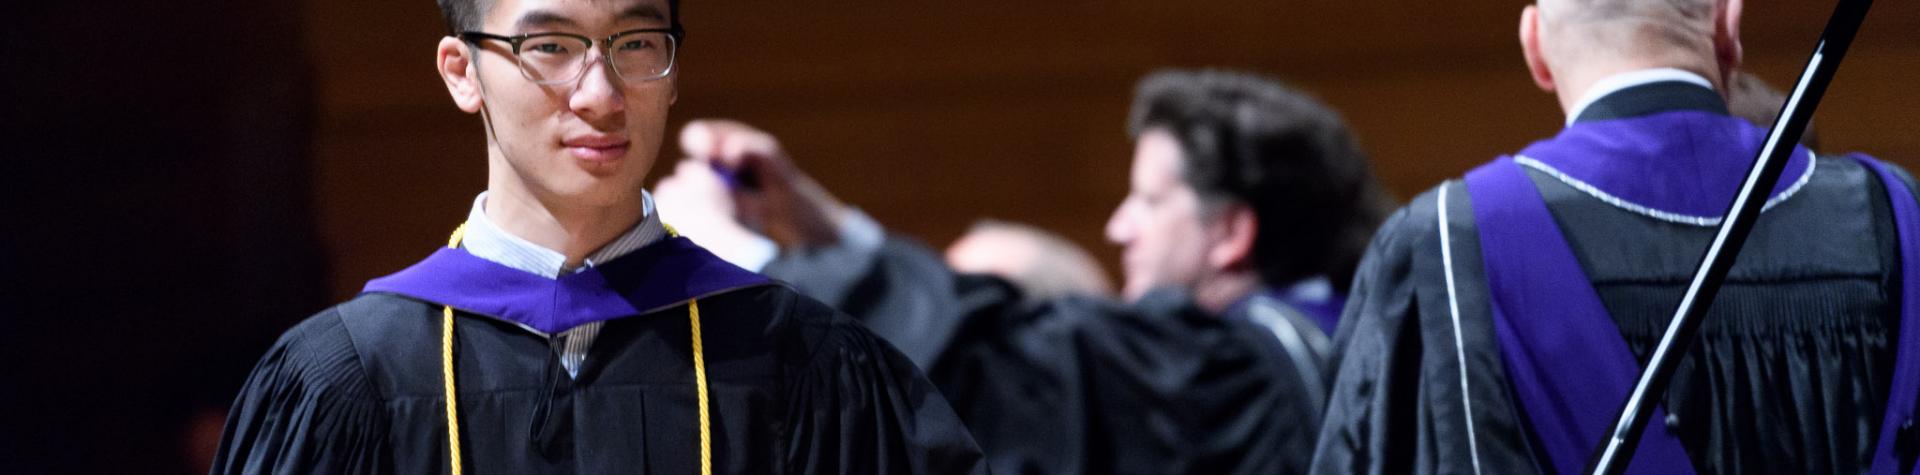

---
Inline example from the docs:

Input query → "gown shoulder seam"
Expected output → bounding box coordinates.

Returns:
[320,299,393,403]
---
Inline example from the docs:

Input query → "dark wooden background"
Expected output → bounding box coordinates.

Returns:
[6,1,1915,472]
[309,1,1920,300]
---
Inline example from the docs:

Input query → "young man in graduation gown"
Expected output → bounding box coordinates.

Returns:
[1312,1,1920,473]
[210,0,986,473]
[655,69,1393,473]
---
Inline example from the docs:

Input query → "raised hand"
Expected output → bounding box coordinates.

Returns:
[672,119,851,250]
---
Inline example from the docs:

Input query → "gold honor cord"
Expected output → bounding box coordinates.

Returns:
[439,222,713,475]
[688,299,713,475]
[442,224,467,475]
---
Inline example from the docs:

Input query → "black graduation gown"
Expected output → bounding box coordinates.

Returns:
[211,285,986,474]
[1313,85,1914,474]
[765,236,1330,474]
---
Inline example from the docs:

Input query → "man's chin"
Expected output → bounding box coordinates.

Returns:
[537,176,647,207]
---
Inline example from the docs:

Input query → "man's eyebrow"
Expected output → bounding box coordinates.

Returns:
[619,4,667,22]
[509,5,665,32]
[512,10,579,31]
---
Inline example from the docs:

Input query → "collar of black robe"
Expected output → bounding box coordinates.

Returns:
[362,236,773,334]
[1571,80,1728,123]
[1228,281,1344,337]
[1518,80,1815,220]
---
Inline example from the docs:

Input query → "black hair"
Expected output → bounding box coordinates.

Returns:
[1128,69,1392,289]
[436,0,683,35]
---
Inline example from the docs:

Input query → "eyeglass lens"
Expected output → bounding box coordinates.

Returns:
[515,32,674,84]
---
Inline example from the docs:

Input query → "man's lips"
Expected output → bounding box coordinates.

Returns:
[564,136,630,162]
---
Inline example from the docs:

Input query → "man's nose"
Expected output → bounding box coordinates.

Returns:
[569,52,626,120]
[1105,203,1133,245]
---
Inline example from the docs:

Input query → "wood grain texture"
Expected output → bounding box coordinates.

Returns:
[305,1,1920,299]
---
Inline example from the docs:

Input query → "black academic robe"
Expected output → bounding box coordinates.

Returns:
[765,236,1330,474]
[211,285,986,474]
[1313,84,1914,474]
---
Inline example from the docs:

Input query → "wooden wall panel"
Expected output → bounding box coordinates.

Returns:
[306,1,1920,299]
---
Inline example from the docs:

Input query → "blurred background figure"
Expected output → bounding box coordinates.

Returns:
[657,68,1389,473]
[944,219,1116,301]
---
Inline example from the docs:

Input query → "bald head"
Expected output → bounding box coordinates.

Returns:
[946,220,1114,301]
[1537,0,1721,62]
[1521,0,1743,113]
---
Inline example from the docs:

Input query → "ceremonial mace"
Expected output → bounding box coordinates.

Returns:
[1586,0,1875,473]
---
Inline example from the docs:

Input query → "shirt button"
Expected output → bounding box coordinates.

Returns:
[1664,413,1681,431]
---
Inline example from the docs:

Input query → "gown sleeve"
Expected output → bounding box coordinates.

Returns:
[1310,185,1544,475]
[940,292,1323,474]
[1310,192,1437,475]
[771,227,1325,473]
[210,310,392,475]
[763,235,1008,370]
[780,307,989,474]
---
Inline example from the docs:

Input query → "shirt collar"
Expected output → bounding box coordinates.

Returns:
[1564,68,1714,126]
[463,190,668,278]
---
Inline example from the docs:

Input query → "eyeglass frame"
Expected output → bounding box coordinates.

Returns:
[457,28,684,85]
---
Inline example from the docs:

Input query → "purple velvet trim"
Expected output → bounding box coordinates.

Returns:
[1236,288,1343,336]
[1278,293,1344,336]
[1519,111,1812,218]
[1467,157,1695,474]
[1854,155,1920,475]
[361,236,772,334]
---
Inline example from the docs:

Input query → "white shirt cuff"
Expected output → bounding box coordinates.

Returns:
[721,233,780,272]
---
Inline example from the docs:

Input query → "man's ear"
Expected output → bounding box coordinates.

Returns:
[1520,5,1557,93]
[1714,0,1745,84]
[438,37,484,114]
[1207,204,1259,272]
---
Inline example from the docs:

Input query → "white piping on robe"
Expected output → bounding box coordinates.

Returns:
[1439,184,1486,475]
[1513,151,1818,227]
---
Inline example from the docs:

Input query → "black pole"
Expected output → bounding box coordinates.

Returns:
[1585,0,1874,473]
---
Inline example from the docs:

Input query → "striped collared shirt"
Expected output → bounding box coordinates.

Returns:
[461,190,669,378]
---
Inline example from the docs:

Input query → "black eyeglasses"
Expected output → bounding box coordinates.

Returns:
[459,28,681,85]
